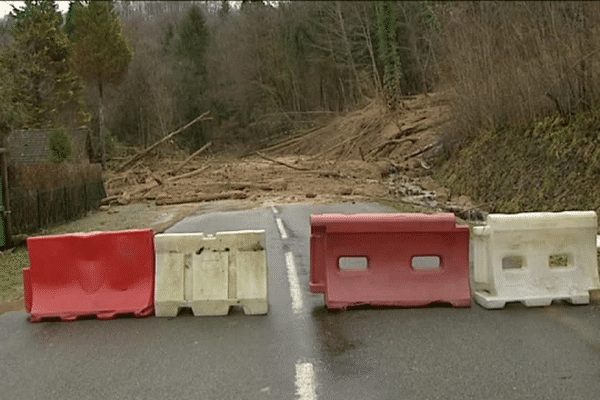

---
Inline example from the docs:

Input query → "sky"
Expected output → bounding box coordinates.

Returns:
[0,1,71,19]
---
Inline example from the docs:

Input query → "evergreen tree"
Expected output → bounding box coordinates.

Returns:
[219,1,230,19]
[7,0,87,130]
[172,5,210,150]
[376,1,403,108]
[63,0,83,38]
[70,0,133,167]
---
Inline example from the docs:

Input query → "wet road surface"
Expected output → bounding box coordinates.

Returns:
[1,202,600,399]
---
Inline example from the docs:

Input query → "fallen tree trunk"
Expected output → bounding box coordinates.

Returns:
[116,111,211,172]
[367,138,418,158]
[169,141,212,175]
[255,151,310,171]
[191,181,287,191]
[403,143,435,161]
[167,165,210,182]
[257,125,325,154]
[255,151,353,179]
[156,191,248,206]
[101,195,120,205]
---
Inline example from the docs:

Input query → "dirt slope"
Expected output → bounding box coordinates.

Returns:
[103,92,461,213]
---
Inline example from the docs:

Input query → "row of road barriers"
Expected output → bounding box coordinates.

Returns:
[21,210,600,322]
[23,229,268,322]
[310,211,600,310]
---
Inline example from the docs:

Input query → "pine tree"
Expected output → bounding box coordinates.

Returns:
[7,0,87,130]
[171,5,210,151]
[70,0,133,167]
[63,0,83,38]
[376,1,403,109]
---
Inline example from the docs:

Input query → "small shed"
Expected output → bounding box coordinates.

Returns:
[6,128,92,165]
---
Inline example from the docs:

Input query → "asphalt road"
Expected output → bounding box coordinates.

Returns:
[1,201,600,400]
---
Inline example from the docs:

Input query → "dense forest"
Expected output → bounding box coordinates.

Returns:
[2,1,600,171]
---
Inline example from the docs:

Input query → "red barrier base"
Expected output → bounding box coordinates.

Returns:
[24,229,155,322]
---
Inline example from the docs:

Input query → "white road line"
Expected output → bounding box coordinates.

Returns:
[276,217,288,239]
[286,252,303,314]
[272,206,278,214]
[295,362,317,400]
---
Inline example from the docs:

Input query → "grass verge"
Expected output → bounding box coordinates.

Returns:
[0,248,29,303]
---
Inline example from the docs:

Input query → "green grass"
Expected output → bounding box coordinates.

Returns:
[0,248,29,302]
[435,108,600,214]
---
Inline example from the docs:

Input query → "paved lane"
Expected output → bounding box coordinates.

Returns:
[1,201,600,399]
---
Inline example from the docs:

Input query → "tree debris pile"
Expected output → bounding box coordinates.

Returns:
[262,93,450,172]
[102,92,453,209]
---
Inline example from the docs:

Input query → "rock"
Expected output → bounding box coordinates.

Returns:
[435,187,451,203]
[374,161,391,178]
[107,208,120,215]
[382,121,400,138]
[306,193,317,198]
[99,205,110,212]
[117,194,130,205]
[419,176,438,192]
[271,178,288,191]
[456,195,473,208]
[409,159,421,169]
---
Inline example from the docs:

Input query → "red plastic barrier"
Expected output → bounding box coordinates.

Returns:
[23,229,155,322]
[310,213,471,310]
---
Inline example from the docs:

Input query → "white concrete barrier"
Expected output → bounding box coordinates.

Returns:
[471,211,600,309]
[154,230,268,316]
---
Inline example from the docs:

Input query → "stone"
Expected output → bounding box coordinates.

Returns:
[435,187,451,203]
[456,195,473,208]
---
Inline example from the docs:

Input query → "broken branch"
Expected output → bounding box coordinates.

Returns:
[367,138,419,158]
[116,111,211,172]
[156,191,248,206]
[255,151,310,171]
[169,141,212,175]
[167,165,210,182]
[403,143,435,161]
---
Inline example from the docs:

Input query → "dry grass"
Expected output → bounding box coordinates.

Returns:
[0,248,28,303]
[438,2,600,150]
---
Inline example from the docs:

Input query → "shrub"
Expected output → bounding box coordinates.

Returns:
[48,128,73,163]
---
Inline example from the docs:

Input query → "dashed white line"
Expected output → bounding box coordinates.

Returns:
[295,362,317,400]
[276,217,288,239]
[272,206,279,214]
[286,251,304,314]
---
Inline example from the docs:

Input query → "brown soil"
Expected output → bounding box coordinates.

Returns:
[104,93,450,209]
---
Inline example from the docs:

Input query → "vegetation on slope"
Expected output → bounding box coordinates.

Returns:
[436,110,600,213]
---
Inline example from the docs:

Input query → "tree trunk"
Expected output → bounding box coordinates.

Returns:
[98,80,106,168]
[335,1,362,102]
[359,3,382,95]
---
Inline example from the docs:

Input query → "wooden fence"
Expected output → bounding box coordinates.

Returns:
[9,179,106,234]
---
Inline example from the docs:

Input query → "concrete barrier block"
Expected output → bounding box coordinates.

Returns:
[471,211,600,309]
[155,230,268,317]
